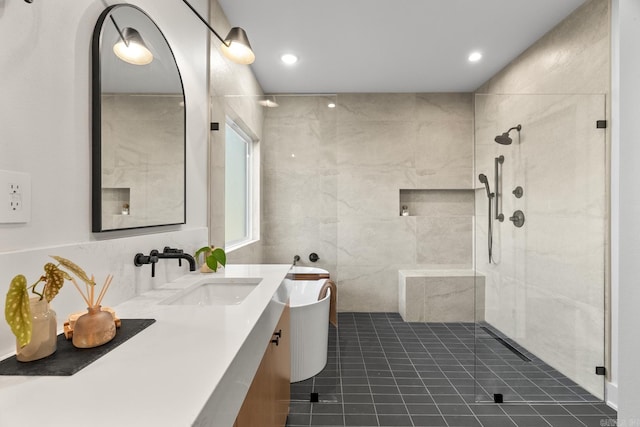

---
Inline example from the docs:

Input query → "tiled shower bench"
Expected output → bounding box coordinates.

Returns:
[398,269,485,322]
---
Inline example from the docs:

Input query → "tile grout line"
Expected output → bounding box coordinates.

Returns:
[395,317,452,427]
[287,313,615,427]
[377,313,418,427]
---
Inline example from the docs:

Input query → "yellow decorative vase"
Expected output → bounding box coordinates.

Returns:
[16,298,57,362]
[72,305,116,348]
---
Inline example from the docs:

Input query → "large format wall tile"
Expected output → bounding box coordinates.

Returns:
[415,93,473,122]
[337,120,417,168]
[415,119,473,188]
[416,217,473,266]
[261,94,474,314]
[337,218,417,266]
[338,168,417,219]
[337,93,416,122]
[337,265,403,312]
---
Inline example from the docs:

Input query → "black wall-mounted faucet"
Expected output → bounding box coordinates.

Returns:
[134,252,159,277]
[152,248,196,273]
[134,247,196,277]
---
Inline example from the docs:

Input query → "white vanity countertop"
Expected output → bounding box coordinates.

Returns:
[0,264,292,427]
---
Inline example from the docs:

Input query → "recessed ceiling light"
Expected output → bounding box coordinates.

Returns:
[281,53,298,65]
[468,51,482,62]
[328,103,336,108]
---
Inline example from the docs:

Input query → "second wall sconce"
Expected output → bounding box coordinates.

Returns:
[181,0,255,65]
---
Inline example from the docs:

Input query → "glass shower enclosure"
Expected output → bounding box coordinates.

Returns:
[473,94,607,403]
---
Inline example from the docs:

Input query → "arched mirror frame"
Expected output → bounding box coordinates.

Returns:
[91,4,186,232]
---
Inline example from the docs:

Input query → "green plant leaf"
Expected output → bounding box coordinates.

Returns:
[43,263,67,303]
[205,255,219,272]
[194,246,212,265]
[211,248,226,267]
[50,255,94,286]
[5,275,32,348]
[205,248,226,272]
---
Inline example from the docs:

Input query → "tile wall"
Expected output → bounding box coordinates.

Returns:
[260,94,474,312]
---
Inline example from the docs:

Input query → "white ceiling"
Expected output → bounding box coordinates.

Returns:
[217,0,587,93]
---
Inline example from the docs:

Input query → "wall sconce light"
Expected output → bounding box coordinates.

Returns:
[181,0,255,65]
[24,0,254,65]
[110,16,154,66]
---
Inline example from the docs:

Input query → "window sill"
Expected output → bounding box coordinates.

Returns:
[226,238,260,254]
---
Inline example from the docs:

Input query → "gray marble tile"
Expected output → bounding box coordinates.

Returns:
[416,217,472,266]
[337,218,416,265]
[337,93,416,122]
[337,120,417,168]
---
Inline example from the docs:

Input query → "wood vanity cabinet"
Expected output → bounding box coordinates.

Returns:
[234,304,291,427]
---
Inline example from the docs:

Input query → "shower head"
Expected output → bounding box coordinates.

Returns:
[478,174,493,198]
[494,124,522,145]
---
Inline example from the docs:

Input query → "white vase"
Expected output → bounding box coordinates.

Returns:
[16,298,57,362]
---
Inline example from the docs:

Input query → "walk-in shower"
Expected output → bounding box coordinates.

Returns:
[474,94,606,404]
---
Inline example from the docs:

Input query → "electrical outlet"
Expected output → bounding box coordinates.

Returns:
[10,194,22,211]
[0,170,30,223]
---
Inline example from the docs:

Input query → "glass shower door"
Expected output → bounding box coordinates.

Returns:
[474,93,606,403]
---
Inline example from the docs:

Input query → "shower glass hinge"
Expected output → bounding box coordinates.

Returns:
[210,122,220,131]
[596,120,607,129]
[596,366,606,376]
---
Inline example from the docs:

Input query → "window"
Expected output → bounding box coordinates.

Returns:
[225,120,254,248]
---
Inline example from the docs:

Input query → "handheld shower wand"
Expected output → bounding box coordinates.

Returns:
[478,174,495,263]
[478,173,493,199]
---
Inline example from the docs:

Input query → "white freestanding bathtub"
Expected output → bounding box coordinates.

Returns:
[287,266,331,383]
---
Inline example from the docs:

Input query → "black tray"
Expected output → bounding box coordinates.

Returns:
[0,318,156,376]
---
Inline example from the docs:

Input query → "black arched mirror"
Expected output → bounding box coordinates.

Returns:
[92,4,185,232]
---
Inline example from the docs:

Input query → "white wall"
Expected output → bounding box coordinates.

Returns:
[613,0,640,422]
[208,0,264,264]
[0,0,210,356]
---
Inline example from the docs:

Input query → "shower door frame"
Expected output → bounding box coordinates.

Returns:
[473,93,607,404]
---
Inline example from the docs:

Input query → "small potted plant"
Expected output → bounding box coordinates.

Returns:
[194,245,227,273]
[4,256,114,360]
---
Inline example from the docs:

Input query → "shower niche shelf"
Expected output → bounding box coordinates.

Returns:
[399,189,474,217]
[102,187,130,215]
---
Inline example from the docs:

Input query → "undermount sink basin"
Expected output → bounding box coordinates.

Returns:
[161,277,262,306]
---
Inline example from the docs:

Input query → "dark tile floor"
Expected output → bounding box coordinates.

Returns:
[286,313,616,427]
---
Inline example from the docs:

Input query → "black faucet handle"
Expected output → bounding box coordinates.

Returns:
[134,253,158,266]
[162,246,183,254]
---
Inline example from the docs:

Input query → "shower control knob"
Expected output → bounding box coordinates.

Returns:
[512,186,524,198]
[309,253,320,262]
[509,210,526,228]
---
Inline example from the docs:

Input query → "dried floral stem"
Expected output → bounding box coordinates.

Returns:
[90,275,95,306]
[70,277,91,307]
[96,275,113,307]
